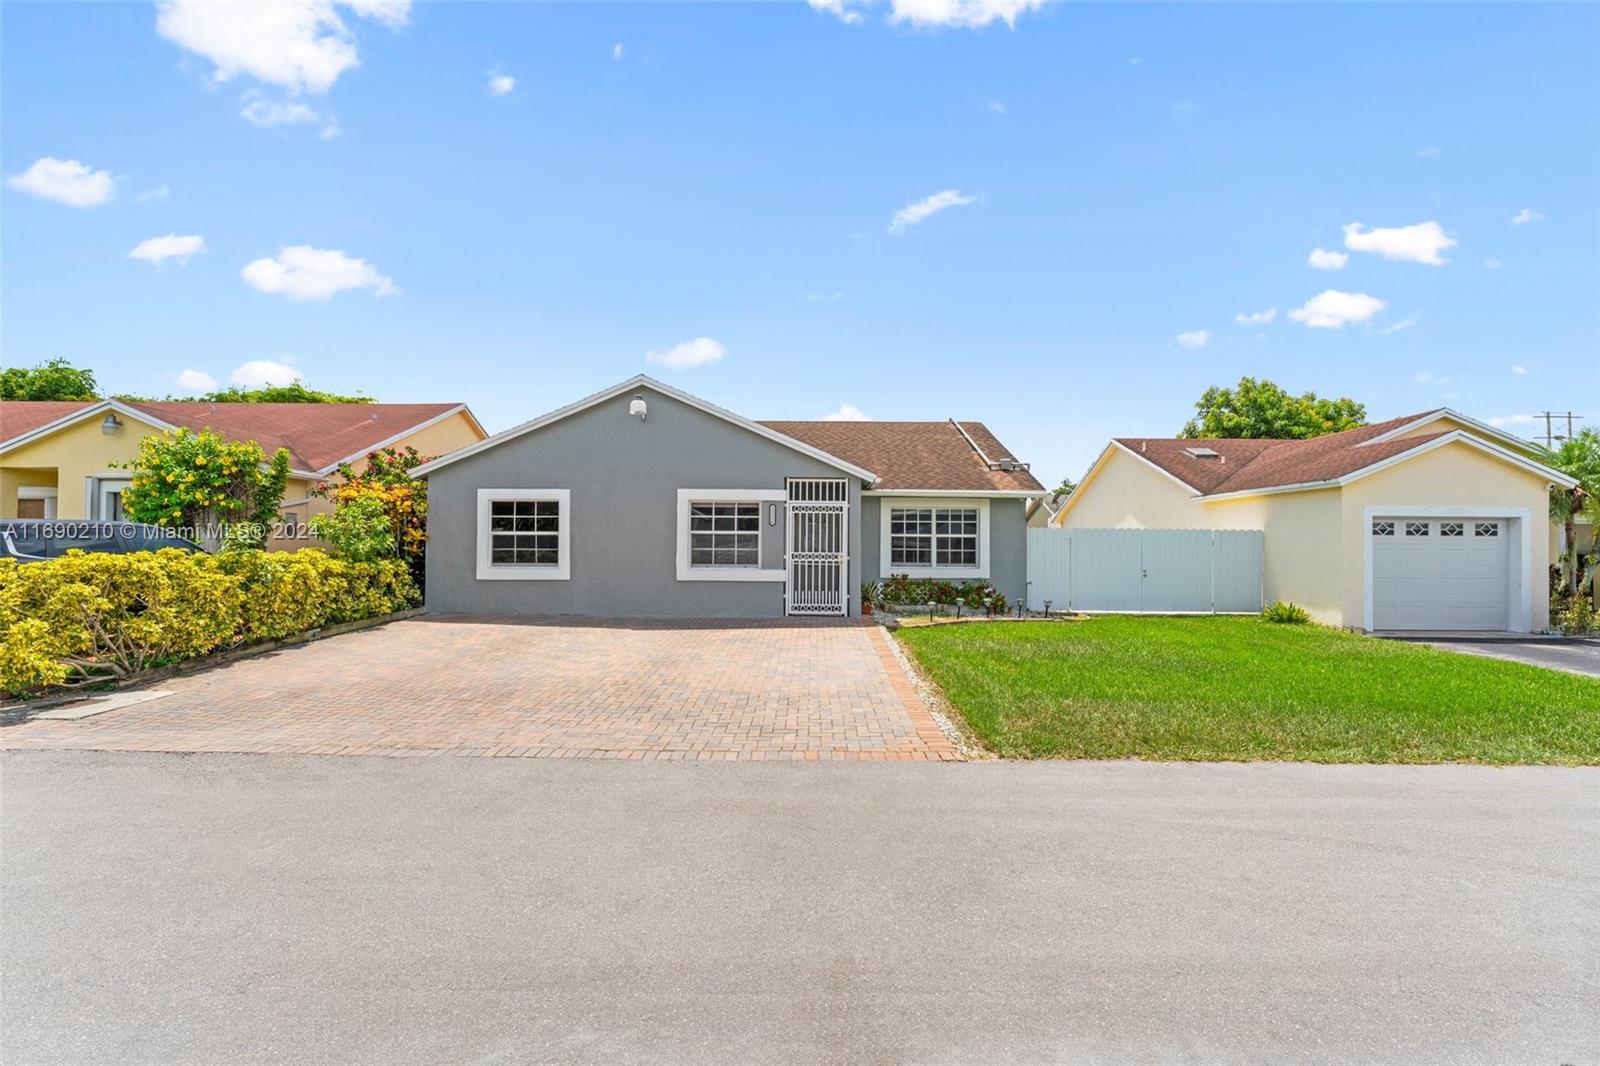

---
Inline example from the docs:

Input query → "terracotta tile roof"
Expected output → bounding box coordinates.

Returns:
[1,400,469,473]
[761,420,1046,493]
[0,401,97,442]
[1114,413,1457,496]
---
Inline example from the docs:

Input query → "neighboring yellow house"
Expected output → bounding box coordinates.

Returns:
[1053,409,1577,633]
[0,398,485,547]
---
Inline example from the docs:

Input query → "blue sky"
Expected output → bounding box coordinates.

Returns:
[4,1,1597,487]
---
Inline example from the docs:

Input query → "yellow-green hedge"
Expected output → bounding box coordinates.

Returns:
[0,549,418,696]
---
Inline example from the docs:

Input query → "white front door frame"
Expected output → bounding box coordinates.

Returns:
[1362,505,1532,633]
[84,474,133,521]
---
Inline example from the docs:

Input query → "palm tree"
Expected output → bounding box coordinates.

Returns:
[1541,428,1600,595]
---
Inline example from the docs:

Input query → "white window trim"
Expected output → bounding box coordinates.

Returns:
[477,488,571,581]
[676,489,786,582]
[879,497,990,580]
[1362,505,1531,633]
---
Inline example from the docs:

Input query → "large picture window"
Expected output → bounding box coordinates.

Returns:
[879,498,989,579]
[476,489,570,580]
[888,505,981,571]
[690,502,760,567]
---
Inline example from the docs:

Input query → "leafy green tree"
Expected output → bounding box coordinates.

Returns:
[1,358,99,401]
[1054,476,1078,497]
[1540,428,1600,594]
[1180,377,1367,440]
[309,494,396,562]
[117,382,373,404]
[312,446,432,565]
[119,428,291,548]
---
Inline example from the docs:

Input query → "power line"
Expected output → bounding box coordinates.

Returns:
[1535,411,1585,449]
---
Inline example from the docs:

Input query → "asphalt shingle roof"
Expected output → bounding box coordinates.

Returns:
[1114,412,1454,496]
[762,419,1045,493]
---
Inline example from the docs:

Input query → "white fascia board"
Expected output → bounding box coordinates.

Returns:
[0,399,174,454]
[864,488,1037,498]
[316,404,478,475]
[410,375,877,483]
[1359,408,1540,455]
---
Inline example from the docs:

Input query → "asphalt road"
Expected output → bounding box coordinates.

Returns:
[1421,636,1600,677]
[3,753,1596,1065]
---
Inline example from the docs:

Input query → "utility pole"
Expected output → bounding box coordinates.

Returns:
[1535,411,1585,449]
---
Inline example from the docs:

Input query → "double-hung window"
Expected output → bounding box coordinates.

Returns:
[476,489,570,580]
[689,502,760,567]
[885,502,985,576]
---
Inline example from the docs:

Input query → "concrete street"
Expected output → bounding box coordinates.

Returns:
[3,753,1596,1065]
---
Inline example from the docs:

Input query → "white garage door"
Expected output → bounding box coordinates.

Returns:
[1371,517,1510,631]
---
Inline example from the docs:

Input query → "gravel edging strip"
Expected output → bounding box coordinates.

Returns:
[874,616,992,760]
[2,608,424,721]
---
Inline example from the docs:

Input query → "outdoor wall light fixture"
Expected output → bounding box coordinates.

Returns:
[101,413,123,435]
[767,503,778,526]
[628,396,648,421]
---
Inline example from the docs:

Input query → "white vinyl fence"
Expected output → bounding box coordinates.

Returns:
[1026,528,1264,614]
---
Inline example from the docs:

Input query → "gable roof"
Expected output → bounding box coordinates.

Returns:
[408,375,878,481]
[0,398,479,475]
[760,420,1045,494]
[1108,411,1574,500]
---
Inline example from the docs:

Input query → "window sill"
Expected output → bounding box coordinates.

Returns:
[676,566,786,583]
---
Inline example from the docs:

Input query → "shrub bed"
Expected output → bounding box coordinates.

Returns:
[0,549,418,696]
[868,574,1010,616]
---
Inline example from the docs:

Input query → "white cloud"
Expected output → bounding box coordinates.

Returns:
[1483,257,1503,270]
[1234,308,1276,326]
[1417,146,1440,158]
[1342,221,1456,265]
[1510,208,1543,225]
[230,359,303,388]
[154,0,410,95]
[888,0,1046,28]
[888,189,978,234]
[1176,330,1209,350]
[1307,247,1348,271]
[805,291,844,302]
[645,336,727,370]
[241,245,397,301]
[1511,364,1528,375]
[128,234,206,267]
[822,404,870,421]
[1487,414,1536,428]
[808,0,864,23]
[1377,314,1418,336]
[240,91,336,137]
[6,157,116,207]
[488,72,515,96]
[612,42,624,59]
[175,368,218,392]
[985,99,1006,115]
[135,184,172,204]
[1287,290,1386,330]
[1414,369,1449,386]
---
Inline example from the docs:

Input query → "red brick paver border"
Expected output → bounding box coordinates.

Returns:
[3,617,961,762]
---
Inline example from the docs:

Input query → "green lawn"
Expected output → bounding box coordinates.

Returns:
[895,616,1600,764]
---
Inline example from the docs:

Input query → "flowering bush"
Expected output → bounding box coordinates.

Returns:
[120,428,291,548]
[0,549,418,696]
[313,447,431,564]
[309,493,396,562]
[877,574,1008,615]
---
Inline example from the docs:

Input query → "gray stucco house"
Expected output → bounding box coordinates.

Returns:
[412,376,1044,618]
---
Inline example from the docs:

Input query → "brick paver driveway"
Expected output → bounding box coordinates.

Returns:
[3,618,955,761]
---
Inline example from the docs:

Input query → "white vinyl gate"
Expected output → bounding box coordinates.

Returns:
[1026,528,1263,614]
[785,478,848,616]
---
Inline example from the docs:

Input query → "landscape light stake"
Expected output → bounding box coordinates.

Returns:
[927,600,937,622]
[1044,599,1052,619]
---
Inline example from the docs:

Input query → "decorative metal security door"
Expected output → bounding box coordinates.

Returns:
[784,478,849,616]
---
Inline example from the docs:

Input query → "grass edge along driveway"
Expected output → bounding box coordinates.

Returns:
[895,616,1600,764]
